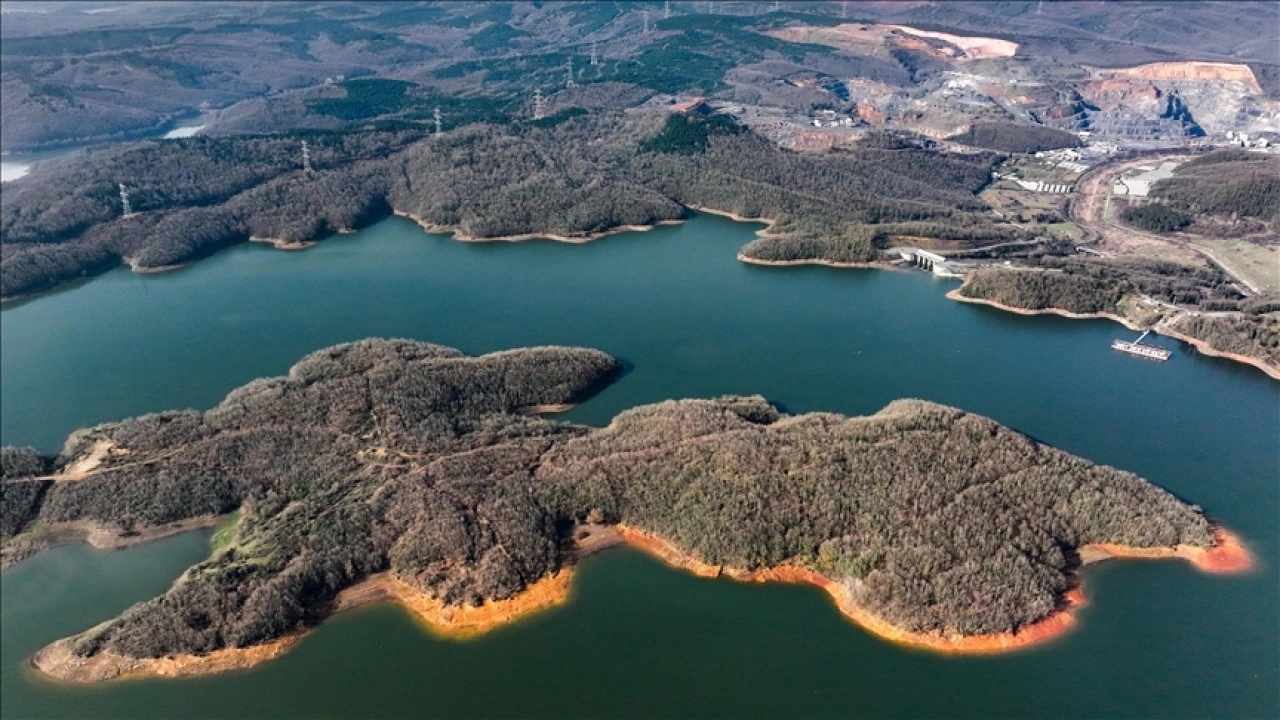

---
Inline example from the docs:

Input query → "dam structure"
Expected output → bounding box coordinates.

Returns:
[896,248,964,277]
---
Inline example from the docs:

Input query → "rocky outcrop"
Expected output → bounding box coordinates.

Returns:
[1101,62,1263,90]
[764,24,1015,63]
[1085,63,1280,136]
[883,25,1018,61]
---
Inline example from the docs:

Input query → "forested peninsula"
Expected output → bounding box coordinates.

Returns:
[1,110,1011,300]
[947,150,1280,378]
[951,267,1280,379]
[0,339,1249,682]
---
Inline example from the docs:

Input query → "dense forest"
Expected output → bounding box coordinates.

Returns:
[1120,203,1193,233]
[947,122,1083,154]
[2,339,1216,664]
[957,260,1280,375]
[957,257,1243,314]
[1172,313,1280,367]
[1,109,1013,299]
[1148,150,1280,225]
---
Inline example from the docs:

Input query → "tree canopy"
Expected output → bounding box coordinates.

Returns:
[2,339,1215,665]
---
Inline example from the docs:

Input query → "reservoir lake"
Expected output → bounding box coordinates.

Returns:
[1,120,204,184]
[1,213,1277,718]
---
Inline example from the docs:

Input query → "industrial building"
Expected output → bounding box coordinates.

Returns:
[1112,161,1180,196]
[1014,179,1074,193]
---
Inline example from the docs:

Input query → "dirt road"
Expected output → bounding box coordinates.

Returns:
[1068,153,1261,295]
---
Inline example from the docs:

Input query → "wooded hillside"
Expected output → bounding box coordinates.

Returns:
[957,257,1242,314]
[1,111,1011,298]
[948,122,1083,154]
[1150,150,1280,225]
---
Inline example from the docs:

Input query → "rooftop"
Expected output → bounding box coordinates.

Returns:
[1128,161,1180,183]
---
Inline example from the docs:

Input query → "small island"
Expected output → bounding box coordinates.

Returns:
[0,339,1250,682]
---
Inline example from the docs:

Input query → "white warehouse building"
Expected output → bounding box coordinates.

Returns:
[1114,161,1179,197]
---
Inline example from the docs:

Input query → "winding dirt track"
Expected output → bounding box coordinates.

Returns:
[1068,153,1261,295]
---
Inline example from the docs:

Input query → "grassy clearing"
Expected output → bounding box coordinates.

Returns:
[1184,237,1280,294]
[978,188,1078,240]
[1042,221,1084,242]
[210,510,241,552]
[1116,295,1164,326]
[9,523,55,544]
[981,188,1067,214]
[997,158,1079,184]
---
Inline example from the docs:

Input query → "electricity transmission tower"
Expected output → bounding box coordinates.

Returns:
[532,87,545,119]
[301,140,313,173]
[434,107,443,135]
[566,57,576,88]
[118,183,134,218]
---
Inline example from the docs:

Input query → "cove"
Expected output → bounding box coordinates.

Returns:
[1,213,1277,718]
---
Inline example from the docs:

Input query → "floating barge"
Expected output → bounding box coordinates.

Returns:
[1112,331,1171,361]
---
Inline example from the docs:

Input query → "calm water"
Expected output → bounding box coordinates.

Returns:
[0,148,69,184]
[1,214,1277,718]
[2,119,205,183]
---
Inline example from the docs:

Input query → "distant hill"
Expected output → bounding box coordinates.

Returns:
[3,1,1277,151]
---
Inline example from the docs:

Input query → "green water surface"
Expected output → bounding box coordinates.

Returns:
[1,214,1276,718]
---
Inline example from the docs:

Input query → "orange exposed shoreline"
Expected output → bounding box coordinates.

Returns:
[1081,528,1254,574]
[945,286,1145,329]
[28,524,1253,681]
[249,236,318,251]
[29,525,629,683]
[1,515,224,570]
[31,570,576,683]
[684,204,777,232]
[124,257,188,274]
[332,570,575,640]
[737,253,901,271]
[945,287,1280,381]
[392,210,683,244]
[1155,324,1280,381]
[689,206,900,271]
[614,524,1253,654]
[515,402,577,415]
[614,525,1085,654]
[30,631,306,685]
